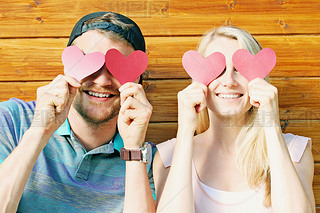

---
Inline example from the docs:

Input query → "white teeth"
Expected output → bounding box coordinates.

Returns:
[218,94,240,99]
[88,91,111,98]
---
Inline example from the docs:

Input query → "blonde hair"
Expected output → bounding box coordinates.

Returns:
[196,26,271,207]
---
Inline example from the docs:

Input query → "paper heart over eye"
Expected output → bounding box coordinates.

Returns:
[105,49,148,85]
[182,50,226,86]
[232,48,277,82]
[61,46,105,81]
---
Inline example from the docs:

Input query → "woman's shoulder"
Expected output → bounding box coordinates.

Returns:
[156,138,177,168]
[283,133,312,163]
[155,133,311,167]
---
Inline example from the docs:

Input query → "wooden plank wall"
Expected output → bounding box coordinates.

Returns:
[1,0,320,210]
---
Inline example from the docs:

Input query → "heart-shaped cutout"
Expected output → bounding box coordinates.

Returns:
[232,48,277,82]
[105,49,148,85]
[61,46,105,81]
[182,50,226,85]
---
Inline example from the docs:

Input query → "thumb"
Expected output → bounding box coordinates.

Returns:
[250,99,260,108]
[64,86,78,112]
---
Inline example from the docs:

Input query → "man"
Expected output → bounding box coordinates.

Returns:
[0,12,156,212]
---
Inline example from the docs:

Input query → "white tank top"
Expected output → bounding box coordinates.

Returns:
[157,133,311,213]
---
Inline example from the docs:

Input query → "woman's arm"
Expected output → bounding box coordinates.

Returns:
[249,78,314,213]
[155,82,207,213]
[264,127,314,213]
[156,129,195,213]
[153,151,170,207]
[293,144,315,212]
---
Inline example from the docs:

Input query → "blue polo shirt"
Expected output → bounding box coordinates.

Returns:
[0,98,156,212]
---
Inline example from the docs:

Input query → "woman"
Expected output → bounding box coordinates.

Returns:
[153,26,315,212]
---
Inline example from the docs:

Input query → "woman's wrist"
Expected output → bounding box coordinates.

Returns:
[178,125,195,134]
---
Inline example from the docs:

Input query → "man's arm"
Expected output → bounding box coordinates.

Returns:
[0,127,51,212]
[0,75,80,212]
[117,83,156,213]
[124,161,156,212]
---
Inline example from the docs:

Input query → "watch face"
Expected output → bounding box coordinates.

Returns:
[142,143,152,164]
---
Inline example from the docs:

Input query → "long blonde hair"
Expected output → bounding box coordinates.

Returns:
[196,26,271,207]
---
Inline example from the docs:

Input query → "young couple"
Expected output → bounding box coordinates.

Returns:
[0,11,314,213]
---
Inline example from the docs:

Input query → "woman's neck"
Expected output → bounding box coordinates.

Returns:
[203,111,249,153]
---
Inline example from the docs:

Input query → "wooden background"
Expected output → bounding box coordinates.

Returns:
[1,0,320,210]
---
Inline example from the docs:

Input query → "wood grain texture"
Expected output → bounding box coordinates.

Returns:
[146,35,320,78]
[0,36,319,82]
[314,164,320,205]
[1,0,320,37]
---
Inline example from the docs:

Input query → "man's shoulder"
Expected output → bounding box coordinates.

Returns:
[0,98,36,113]
[0,98,36,125]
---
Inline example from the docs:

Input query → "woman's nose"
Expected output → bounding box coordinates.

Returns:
[218,68,238,88]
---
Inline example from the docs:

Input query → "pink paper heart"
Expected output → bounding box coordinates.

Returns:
[61,46,105,81]
[105,49,148,85]
[232,48,277,81]
[182,50,226,85]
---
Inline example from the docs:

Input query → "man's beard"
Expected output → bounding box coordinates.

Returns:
[72,91,120,126]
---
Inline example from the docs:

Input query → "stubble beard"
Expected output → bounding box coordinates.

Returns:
[72,92,120,126]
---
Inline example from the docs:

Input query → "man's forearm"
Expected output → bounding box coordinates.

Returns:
[0,127,50,212]
[123,161,156,213]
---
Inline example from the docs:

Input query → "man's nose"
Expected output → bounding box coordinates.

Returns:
[91,65,114,86]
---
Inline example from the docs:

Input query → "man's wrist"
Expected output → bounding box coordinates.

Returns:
[27,126,53,142]
[23,127,52,151]
[120,142,152,163]
[122,138,146,149]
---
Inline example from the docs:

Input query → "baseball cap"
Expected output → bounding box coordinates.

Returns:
[67,11,145,52]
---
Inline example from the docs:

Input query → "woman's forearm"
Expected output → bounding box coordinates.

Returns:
[265,126,314,213]
[157,128,195,213]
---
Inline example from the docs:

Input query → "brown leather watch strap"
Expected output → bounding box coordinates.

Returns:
[120,148,142,161]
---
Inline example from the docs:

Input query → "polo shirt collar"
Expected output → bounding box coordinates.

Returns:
[55,119,124,152]
[55,119,71,136]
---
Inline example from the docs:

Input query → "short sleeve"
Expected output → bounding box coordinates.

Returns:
[156,138,176,168]
[283,133,312,163]
[0,98,35,163]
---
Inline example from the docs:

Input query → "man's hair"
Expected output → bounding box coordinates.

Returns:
[67,11,146,51]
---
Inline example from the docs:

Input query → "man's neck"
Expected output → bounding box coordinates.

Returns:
[67,108,118,151]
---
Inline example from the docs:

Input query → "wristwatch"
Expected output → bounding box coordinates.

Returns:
[120,142,152,164]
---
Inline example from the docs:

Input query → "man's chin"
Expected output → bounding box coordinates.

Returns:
[72,103,120,126]
[72,93,121,126]
[79,111,119,126]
